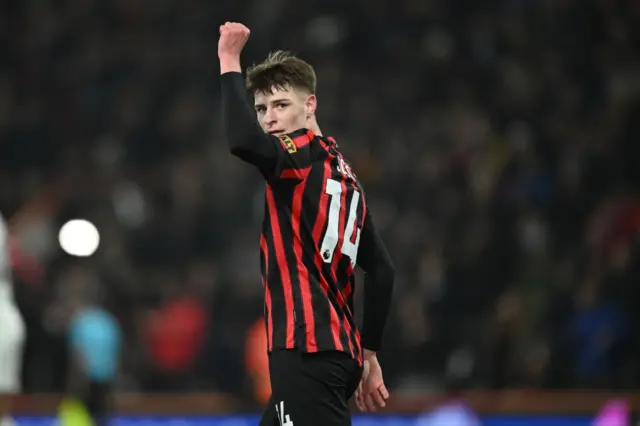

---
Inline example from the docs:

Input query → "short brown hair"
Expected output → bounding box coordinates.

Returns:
[245,51,316,95]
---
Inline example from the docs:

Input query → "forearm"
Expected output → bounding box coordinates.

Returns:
[361,262,395,352]
[220,55,241,74]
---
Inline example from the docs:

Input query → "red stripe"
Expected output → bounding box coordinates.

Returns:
[291,130,314,148]
[266,185,295,348]
[279,165,312,180]
[311,158,343,352]
[343,283,352,300]
[343,307,357,360]
[354,327,362,365]
[316,138,361,361]
[333,179,355,359]
[335,276,361,364]
[291,178,317,352]
[333,146,364,362]
[265,285,273,351]
[340,283,361,363]
[317,138,357,357]
[317,137,330,152]
[260,235,273,351]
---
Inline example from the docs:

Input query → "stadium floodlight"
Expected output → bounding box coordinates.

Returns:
[58,219,100,257]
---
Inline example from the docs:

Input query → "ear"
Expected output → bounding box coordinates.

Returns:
[305,94,317,117]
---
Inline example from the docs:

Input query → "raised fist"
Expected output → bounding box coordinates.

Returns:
[218,21,250,60]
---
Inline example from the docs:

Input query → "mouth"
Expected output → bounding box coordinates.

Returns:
[268,130,285,136]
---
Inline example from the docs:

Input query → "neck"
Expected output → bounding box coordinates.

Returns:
[307,116,322,136]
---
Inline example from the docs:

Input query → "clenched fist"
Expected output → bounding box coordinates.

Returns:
[218,21,250,61]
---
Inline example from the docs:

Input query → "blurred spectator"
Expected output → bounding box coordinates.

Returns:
[244,318,270,406]
[143,288,207,391]
[570,282,629,388]
[68,276,121,425]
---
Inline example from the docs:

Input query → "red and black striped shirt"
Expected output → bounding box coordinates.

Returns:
[221,72,395,363]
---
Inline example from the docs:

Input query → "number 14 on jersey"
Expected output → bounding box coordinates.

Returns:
[320,178,361,267]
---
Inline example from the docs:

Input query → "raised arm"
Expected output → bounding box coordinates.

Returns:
[220,71,279,171]
[218,22,313,178]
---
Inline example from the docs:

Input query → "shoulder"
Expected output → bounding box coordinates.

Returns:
[276,129,316,153]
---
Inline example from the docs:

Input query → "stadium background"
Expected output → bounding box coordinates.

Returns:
[1,0,640,423]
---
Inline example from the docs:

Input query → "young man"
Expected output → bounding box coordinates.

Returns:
[219,22,396,425]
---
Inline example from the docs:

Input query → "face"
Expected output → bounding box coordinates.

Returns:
[254,86,316,136]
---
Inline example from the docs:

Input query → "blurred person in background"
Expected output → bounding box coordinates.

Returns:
[245,318,271,406]
[0,212,42,426]
[64,266,122,426]
[0,214,25,426]
[570,282,629,388]
[142,282,207,391]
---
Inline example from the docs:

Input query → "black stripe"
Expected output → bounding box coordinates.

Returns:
[306,154,338,352]
[261,136,366,360]
[274,181,306,349]
[277,180,307,349]
[263,204,287,349]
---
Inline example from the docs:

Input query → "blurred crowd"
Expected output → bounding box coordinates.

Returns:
[2,0,640,405]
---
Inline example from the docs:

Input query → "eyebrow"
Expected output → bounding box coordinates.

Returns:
[254,98,291,109]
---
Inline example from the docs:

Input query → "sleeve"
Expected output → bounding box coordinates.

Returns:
[356,209,395,352]
[220,72,313,180]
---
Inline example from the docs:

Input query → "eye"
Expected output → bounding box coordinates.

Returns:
[255,106,266,113]
[276,103,288,110]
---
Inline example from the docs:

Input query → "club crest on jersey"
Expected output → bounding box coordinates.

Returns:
[278,135,297,154]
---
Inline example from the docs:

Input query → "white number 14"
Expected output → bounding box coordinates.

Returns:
[320,178,361,267]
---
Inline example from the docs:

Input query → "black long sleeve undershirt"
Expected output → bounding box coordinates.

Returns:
[357,211,395,352]
[220,71,279,171]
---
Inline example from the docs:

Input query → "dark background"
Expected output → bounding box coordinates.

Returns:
[1,0,639,407]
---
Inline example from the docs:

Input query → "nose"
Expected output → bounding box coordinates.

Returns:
[264,107,279,126]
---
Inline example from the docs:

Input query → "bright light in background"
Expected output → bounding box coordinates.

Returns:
[58,219,100,257]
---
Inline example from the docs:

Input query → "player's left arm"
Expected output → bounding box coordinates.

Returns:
[356,210,395,354]
[355,210,394,412]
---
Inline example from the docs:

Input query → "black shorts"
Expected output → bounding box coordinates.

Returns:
[259,349,363,426]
